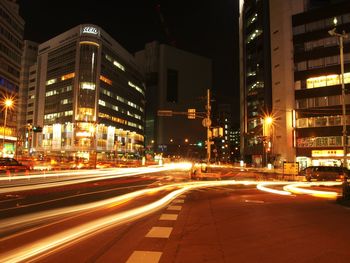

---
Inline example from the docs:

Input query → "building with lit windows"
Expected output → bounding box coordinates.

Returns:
[31,24,145,160]
[0,0,24,157]
[239,0,303,167]
[213,104,232,162]
[240,0,274,166]
[292,0,350,169]
[240,0,350,168]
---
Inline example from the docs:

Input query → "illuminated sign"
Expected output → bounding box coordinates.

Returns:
[82,26,98,35]
[312,150,344,157]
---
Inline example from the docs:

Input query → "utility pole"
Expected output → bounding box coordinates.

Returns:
[206,89,211,164]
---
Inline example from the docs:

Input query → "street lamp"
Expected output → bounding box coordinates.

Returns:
[263,115,274,167]
[328,18,348,168]
[2,98,14,156]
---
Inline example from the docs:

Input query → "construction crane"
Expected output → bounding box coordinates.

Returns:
[155,4,176,46]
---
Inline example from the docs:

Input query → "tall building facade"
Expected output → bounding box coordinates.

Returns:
[240,0,349,168]
[239,0,273,166]
[293,0,350,169]
[0,0,24,157]
[31,24,145,160]
[18,40,38,154]
[135,41,212,159]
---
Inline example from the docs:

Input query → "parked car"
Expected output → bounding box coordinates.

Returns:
[0,157,31,174]
[300,166,349,181]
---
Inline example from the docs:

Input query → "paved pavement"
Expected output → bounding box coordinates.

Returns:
[123,185,350,263]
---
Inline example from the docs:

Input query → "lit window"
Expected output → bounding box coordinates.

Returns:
[99,75,112,85]
[113,60,125,71]
[61,73,75,81]
[128,81,145,95]
[46,78,57,85]
[98,100,106,106]
[80,82,95,90]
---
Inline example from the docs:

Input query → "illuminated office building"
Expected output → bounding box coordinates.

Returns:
[32,24,145,159]
[292,1,350,168]
[0,0,24,156]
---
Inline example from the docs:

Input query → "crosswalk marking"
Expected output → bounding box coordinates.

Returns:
[159,214,178,220]
[172,199,184,204]
[145,227,173,238]
[167,205,182,211]
[126,251,162,263]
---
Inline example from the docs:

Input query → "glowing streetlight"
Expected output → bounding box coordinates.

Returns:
[263,115,274,167]
[2,98,14,155]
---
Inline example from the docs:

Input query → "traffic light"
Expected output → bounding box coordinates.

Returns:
[33,126,43,133]
[187,108,196,119]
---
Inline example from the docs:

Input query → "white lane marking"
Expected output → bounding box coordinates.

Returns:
[167,205,182,211]
[172,199,184,204]
[145,227,173,238]
[126,251,162,263]
[159,214,178,221]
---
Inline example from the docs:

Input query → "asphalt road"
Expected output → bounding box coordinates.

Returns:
[2,180,349,262]
[43,186,350,263]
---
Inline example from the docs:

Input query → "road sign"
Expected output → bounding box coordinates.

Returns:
[157,110,173,116]
[202,118,212,127]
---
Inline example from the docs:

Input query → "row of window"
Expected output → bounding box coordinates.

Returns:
[105,54,125,71]
[296,115,350,128]
[98,112,143,131]
[0,6,24,35]
[0,41,21,64]
[305,72,350,89]
[46,85,72,97]
[101,88,144,113]
[297,136,344,148]
[44,110,73,121]
[295,53,350,71]
[296,94,350,109]
[293,14,350,35]
[98,99,142,121]
[0,25,22,49]
[46,73,75,86]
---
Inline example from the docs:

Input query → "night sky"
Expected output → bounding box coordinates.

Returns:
[17,0,239,125]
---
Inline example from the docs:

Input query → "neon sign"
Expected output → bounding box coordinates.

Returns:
[82,26,98,35]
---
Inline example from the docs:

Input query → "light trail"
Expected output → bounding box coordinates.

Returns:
[0,163,190,194]
[0,178,344,262]
[283,182,341,199]
[1,180,256,263]
[256,182,293,196]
